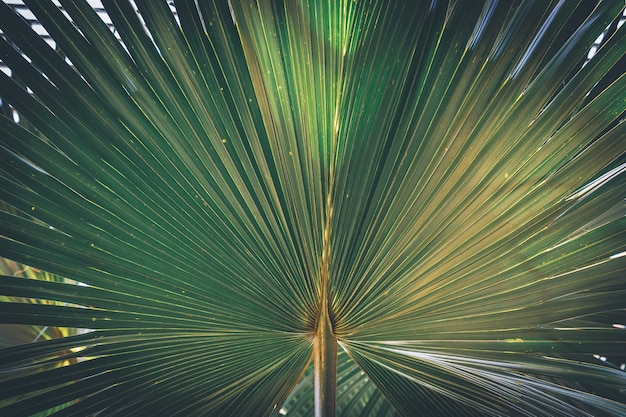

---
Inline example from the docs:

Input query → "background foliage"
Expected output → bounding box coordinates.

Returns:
[0,0,625,416]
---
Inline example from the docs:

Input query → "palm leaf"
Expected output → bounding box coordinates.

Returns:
[0,0,625,416]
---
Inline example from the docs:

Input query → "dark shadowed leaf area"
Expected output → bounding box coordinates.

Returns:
[0,0,625,416]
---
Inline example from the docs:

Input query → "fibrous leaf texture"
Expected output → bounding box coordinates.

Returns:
[0,0,625,416]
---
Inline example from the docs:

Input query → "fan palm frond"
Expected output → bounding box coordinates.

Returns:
[0,0,625,416]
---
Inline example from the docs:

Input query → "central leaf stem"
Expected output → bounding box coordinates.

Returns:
[314,192,337,417]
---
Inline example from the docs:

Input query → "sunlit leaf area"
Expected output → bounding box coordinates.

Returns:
[0,0,625,416]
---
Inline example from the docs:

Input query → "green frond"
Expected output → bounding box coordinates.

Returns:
[0,0,624,416]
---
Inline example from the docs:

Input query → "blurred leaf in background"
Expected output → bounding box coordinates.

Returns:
[0,257,81,347]
[0,257,83,416]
